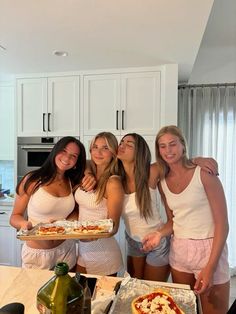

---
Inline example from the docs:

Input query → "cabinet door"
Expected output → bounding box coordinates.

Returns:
[0,84,14,159]
[48,76,79,136]
[83,74,121,135]
[0,208,16,266]
[120,72,161,135]
[17,78,48,136]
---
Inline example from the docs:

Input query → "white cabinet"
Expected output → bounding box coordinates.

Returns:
[0,83,14,160]
[83,71,161,136]
[17,76,79,136]
[0,204,17,266]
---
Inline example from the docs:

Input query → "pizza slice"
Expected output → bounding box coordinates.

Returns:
[72,224,108,234]
[131,289,184,314]
[37,225,66,235]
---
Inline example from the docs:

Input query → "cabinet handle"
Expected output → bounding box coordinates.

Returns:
[48,113,51,132]
[122,110,124,130]
[116,110,119,130]
[0,211,7,214]
[43,113,46,132]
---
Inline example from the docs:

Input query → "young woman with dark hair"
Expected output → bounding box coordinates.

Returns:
[10,136,87,270]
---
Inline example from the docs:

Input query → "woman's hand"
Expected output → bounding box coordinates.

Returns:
[194,266,214,295]
[81,173,96,192]
[192,157,219,175]
[142,231,162,252]
[20,220,33,230]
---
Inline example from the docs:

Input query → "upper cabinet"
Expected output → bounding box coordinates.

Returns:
[0,82,14,160]
[17,76,79,136]
[83,71,161,136]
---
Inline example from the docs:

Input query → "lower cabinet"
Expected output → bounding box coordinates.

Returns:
[0,204,19,266]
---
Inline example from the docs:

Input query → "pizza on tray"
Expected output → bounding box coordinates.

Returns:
[37,225,66,235]
[131,289,184,314]
[72,224,109,234]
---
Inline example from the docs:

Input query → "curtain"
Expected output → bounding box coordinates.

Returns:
[178,84,236,275]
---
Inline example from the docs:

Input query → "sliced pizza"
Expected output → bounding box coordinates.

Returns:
[72,224,108,234]
[131,289,184,314]
[37,225,66,235]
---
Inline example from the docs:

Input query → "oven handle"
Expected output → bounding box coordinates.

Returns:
[20,145,54,151]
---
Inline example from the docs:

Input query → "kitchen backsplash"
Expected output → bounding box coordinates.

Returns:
[0,160,14,193]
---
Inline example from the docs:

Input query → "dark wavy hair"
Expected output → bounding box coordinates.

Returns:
[16,136,86,194]
[118,133,152,220]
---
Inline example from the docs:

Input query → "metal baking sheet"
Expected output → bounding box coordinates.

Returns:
[17,219,114,240]
[109,277,197,314]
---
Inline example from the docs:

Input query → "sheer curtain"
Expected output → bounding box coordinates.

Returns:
[178,84,236,275]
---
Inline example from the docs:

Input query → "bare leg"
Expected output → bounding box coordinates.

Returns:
[171,267,196,289]
[127,255,146,279]
[143,263,170,282]
[200,281,230,314]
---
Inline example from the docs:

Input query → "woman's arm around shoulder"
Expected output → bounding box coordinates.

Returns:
[105,176,124,235]
[149,162,161,188]
[9,178,36,230]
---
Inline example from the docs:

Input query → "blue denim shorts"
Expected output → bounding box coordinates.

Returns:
[125,231,170,267]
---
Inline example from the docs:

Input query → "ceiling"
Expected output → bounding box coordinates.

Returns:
[0,0,214,82]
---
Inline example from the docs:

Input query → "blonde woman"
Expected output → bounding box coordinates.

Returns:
[143,126,230,314]
[74,132,124,276]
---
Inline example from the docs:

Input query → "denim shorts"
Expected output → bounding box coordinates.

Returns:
[125,231,170,267]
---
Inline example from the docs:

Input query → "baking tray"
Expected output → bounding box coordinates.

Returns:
[17,219,114,240]
[109,277,197,314]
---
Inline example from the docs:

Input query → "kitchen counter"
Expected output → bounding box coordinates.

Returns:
[0,196,14,206]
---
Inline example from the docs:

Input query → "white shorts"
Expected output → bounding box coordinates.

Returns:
[77,237,123,275]
[21,240,76,270]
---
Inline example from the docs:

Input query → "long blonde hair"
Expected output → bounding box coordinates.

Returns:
[155,125,194,179]
[90,132,120,204]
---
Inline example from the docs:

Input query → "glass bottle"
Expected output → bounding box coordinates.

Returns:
[74,273,91,314]
[37,262,84,314]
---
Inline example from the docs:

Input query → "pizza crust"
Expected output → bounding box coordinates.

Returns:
[131,289,185,314]
[37,225,66,235]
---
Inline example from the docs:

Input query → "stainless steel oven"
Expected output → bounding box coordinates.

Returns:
[17,137,61,183]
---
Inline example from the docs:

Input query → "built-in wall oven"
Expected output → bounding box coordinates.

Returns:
[17,137,61,184]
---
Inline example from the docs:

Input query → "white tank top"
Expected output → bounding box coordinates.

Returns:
[74,188,108,221]
[27,187,75,226]
[122,188,163,241]
[161,166,214,239]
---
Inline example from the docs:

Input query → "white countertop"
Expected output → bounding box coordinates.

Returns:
[0,196,14,206]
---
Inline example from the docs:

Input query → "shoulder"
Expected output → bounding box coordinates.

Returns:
[106,175,124,191]
[200,168,221,188]
[149,162,161,188]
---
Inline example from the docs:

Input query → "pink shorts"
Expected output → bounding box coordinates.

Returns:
[169,237,230,285]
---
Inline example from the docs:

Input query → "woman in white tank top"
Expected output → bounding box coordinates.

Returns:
[74,132,124,276]
[142,126,229,314]
[10,137,87,270]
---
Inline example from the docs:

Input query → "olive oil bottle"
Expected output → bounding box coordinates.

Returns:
[37,262,84,314]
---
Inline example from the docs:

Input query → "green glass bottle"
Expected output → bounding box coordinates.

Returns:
[37,262,84,314]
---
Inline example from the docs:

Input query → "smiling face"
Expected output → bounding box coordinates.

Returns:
[55,142,80,173]
[90,137,114,167]
[117,135,135,163]
[158,133,184,165]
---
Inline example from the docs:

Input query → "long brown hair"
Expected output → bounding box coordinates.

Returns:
[119,133,152,220]
[155,125,193,179]
[90,132,120,204]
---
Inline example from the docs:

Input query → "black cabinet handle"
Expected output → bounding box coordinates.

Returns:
[48,113,51,132]
[116,110,119,130]
[43,113,46,132]
[122,110,124,130]
[0,211,6,214]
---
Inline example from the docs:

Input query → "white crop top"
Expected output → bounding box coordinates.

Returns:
[122,188,163,242]
[27,187,75,226]
[74,188,108,221]
[161,166,214,239]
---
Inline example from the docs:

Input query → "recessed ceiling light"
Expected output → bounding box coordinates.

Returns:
[53,50,68,57]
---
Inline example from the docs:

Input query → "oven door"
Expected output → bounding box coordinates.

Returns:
[17,145,54,182]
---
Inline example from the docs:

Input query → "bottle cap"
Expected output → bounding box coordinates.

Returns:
[54,262,69,275]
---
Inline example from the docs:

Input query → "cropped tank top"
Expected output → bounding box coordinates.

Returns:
[27,186,75,226]
[74,188,108,221]
[122,188,163,241]
[161,166,214,239]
